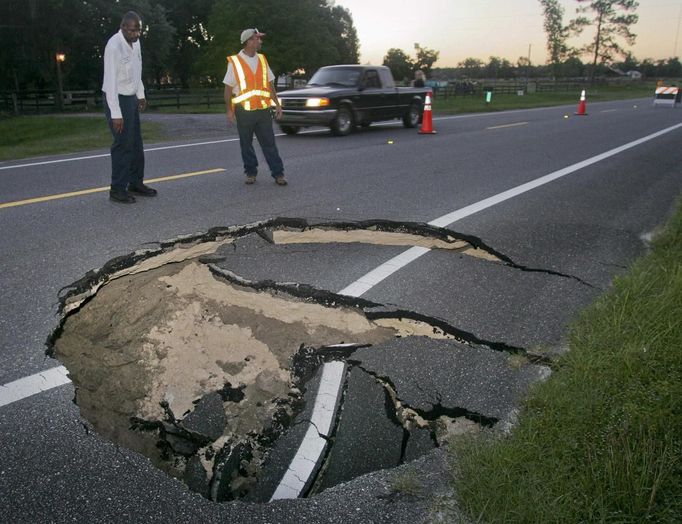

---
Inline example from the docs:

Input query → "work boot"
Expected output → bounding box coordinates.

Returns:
[274,175,288,186]
[128,182,158,196]
[245,176,256,185]
[109,189,136,204]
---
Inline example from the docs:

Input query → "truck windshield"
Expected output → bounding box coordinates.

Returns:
[308,68,361,87]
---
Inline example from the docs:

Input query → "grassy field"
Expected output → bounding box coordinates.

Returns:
[432,83,655,114]
[0,115,164,161]
[146,83,657,115]
[452,200,682,522]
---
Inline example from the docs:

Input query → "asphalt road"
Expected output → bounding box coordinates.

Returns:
[1,98,681,523]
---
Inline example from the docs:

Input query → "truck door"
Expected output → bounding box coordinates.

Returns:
[359,69,386,122]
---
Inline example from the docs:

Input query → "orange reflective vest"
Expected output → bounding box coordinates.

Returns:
[227,53,273,110]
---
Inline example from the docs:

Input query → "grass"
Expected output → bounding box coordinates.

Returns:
[432,83,655,114]
[390,468,424,497]
[452,200,682,522]
[0,115,165,161]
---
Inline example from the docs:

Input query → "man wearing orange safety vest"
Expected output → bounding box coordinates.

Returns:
[224,28,287,186]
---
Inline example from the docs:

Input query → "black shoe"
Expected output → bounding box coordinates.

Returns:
[128,183,157,196]
[109,189,136,204]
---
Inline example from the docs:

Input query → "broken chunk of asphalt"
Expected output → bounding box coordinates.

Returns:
[403,426,438,464]
[211,442,248,501]
[180,392,228,442]
[183,455,210,498]
[311,367,405,494]
[351,337,550,423]
[244,362,345,503]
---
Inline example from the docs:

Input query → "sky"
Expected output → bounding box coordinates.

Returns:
[335,0,682,67]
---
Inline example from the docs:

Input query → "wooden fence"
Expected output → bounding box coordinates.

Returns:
[0,88,226,115]
[1,77,644,114]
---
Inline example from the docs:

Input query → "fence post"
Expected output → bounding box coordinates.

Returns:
[176,93,180,109]
[11,92,19,115]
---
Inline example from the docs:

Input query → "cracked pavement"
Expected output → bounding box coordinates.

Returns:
[46,219,584,503]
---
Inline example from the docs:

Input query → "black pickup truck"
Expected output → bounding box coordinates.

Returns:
[276,65,429,136]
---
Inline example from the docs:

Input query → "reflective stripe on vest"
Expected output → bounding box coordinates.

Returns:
[228,53,272,111]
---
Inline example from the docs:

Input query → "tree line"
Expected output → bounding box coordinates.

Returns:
[429,55,682,81]
[1,0,676,95]
[0,0,359,92]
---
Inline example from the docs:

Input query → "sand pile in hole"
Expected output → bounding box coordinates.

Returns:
[53,260,397,486]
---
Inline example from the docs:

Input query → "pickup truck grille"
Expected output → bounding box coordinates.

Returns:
[280,98,307,108]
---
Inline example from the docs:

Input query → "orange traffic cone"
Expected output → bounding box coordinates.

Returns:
[575,89,587,116]
[419,90,437,134]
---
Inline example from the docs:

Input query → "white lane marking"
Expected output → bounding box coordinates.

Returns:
[600,109,619,113]
[0,366,70,408]
[270,361,346,501]
[338,121,682,298]
[0,128,328,171]
[1,120,679,412]
[1,98,642,172]
[428,122,682,228]
[0,138,237,171]
[486,121,529,130]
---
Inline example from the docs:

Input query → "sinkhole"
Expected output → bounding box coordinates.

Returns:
[47,218,525,502]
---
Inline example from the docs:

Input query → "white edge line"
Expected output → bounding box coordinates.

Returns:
[0,366,71,408]
[270,361,346,501]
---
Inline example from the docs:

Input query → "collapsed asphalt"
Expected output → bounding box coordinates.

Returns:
[48,219,549,503]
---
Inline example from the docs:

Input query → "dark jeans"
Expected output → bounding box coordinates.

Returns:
[235,107,284,178]
[104,94,145,191]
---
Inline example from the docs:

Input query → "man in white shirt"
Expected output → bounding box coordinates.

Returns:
[102,11,157,204]
[224,28,287,186]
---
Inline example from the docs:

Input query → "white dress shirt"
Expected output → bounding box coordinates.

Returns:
[223,50,275,95]
[102,30,145,119]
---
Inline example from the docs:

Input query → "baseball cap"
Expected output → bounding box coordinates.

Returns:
[240,28,265,44]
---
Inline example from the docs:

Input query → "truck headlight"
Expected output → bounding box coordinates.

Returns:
[305,98,330,107]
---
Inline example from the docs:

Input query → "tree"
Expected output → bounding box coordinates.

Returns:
[0,0,116,91]
[329,5,360,64]
[570,0,639,81]
[163,0,215,87]
[382,48,414,82]
[539,0,571,75]
[201,0,358,82]
[660,57,682,78]
[458,57,484,78]
[413,43,439,75]
[639,58,656,78]
[559,56,585,77]
[483,56,513,78]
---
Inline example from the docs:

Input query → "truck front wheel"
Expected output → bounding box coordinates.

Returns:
[403,102,421,128]
[331,107,354,136]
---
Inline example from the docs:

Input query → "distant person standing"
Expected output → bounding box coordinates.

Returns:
[413,70,426,88]
[224,28,287,186]
[102,11,157,204]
